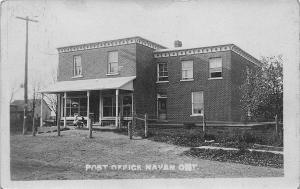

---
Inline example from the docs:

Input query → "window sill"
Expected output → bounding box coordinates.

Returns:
[190,114,203,117]
[102,117,117,120]
[208,77,223,80]
[72,75,83,79]
[106,73,120,76]
[180,79,194,82]
[156,81,169,83]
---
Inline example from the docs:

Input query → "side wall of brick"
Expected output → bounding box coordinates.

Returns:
[134,44,157,117]
[230,51,258,121]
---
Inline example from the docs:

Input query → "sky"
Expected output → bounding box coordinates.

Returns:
[1,0,298,101]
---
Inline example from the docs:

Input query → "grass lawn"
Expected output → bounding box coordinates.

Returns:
[183,148,283,168]
[10,128,283,180]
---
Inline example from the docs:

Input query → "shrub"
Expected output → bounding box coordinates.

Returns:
[241,132,256,144]
[203,133,216,141]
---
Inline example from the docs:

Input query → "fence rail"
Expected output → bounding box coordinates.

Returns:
[128,112,282,140]
[128,113,148,139]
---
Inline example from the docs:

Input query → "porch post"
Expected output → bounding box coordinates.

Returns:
[57,94,61,136]
[131,92,134,118]
[156,95,158,119]
[99,91,102,124]
[63,92,67,128]
[40,93,43,127]
[115,89,119,127]
[87,91,90,128]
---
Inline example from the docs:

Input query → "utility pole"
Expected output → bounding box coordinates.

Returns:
[16,16,38,135]
[32,87,36,136]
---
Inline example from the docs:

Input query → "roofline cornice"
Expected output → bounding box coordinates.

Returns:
[153,44,261,66]
[57,36,166,54]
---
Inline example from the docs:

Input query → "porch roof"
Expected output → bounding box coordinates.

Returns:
[40,76,136,93]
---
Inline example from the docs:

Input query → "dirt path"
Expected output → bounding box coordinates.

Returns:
[10,129,283,180]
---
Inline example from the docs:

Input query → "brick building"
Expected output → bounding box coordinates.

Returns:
[40,36,261,127]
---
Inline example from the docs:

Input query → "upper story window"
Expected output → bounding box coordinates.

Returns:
[157,63,168,82]
[181,60,193,80]
[192,91,204,116]
[209,57,222,78]
[108,51,118,74]
[73,55,82,77]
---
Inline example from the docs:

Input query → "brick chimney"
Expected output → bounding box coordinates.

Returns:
[174,40,182,48]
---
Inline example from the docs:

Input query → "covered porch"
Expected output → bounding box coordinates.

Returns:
[39,76,136,128]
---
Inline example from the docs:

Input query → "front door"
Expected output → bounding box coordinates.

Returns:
[158,98,167,120]
[122,95,132,117]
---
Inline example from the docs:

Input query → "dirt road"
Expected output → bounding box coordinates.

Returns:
[10,129,283,180]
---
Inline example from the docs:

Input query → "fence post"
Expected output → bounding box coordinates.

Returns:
[144,113,148,138]
[202,112,206,138]
[275,114,278,136]
[118,113,121,129]
[127,121,130,139]
[89,117,93,138]
[128,119,133,140]
[32,117,36,136]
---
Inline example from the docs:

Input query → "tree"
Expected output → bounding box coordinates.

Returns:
[42,65,57,116]
[9,81,22,103]
[43,94,57,114]
[240,55,283,122]
[25,76,42,134]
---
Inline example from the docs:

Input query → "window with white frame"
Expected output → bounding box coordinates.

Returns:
[157,63,168,81]
[209,57,222,78]
[192,91,204,115]
[181,60,193,80]
[108,51,118,74]
[63,96,87,117]
[103,95,121,117]
[73,55,82,76]
[103,96,116,117]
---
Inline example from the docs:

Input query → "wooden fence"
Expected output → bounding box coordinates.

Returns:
[128,113,148,139]
[128,112,282,140]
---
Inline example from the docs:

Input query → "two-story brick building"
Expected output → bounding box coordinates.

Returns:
[40,36,261,127]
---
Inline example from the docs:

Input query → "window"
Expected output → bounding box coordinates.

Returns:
[73,55,82,76]
[192,91,204,115]
[181,60,193,80]
[103,96,121,117]
[157,63,168,81]
[108,51,118,74]
[103,96,116,117]
[209,58,222,78]
[63,97,87,117]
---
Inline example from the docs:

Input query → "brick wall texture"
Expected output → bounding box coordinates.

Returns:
[156,51,233,122]
[57,42,257,123]
[155,50,256,122]
[57,44,137,81]
[133,44,157,116]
